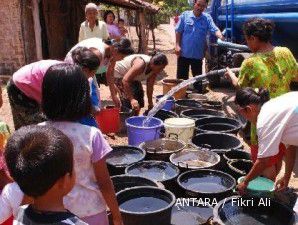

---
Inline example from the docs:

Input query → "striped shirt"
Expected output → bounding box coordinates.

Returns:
[14,205,87,225]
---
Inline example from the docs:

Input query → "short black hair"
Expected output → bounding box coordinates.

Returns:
[151,52,168,66]
[42,63,91,121]
[71,46,100,71]
[113,38,134,55]
[4,125,74,198]
[235,87,270,107]
[103,10,115,23]
[243,17,275,42]
[118,18,124,23]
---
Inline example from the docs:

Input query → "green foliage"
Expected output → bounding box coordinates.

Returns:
[153,0,191,24]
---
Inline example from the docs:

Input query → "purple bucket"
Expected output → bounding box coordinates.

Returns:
[156,95,175,111]
[125,116,163,146]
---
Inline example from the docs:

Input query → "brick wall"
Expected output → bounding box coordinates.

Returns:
[0,0,25,75]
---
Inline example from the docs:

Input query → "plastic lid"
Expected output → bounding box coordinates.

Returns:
[238,176,274,192]
[164,118,195,127]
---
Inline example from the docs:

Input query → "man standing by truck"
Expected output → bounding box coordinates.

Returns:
[175,0,224,83]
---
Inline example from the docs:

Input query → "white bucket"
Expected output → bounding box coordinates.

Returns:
[164,118,195,143]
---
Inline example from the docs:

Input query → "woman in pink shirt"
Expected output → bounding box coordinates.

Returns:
[7,50,100,129]
[7,60,61,130]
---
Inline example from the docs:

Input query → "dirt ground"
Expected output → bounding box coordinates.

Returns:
[1,22,298,192]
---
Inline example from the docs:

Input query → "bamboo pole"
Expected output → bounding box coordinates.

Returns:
[32,0,43,60]
[139,9,148,53]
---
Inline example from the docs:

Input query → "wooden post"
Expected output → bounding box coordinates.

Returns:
[32,0,43,60]
[139,9,148,53]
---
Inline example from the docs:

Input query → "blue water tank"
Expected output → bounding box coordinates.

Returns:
[209,0,298,57]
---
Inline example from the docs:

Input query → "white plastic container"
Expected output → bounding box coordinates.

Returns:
[164,118,195,143]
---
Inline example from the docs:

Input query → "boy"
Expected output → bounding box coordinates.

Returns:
[4,125,87,225]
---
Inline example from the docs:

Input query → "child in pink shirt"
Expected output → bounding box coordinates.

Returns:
[41,63,123,225]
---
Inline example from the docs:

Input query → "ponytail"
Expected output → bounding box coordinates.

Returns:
[150,52,168,66]
[235,87,270,107]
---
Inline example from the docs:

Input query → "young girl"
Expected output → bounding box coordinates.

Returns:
[41,63,123,225]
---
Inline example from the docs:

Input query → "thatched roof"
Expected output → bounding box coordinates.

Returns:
[98,0,160,13]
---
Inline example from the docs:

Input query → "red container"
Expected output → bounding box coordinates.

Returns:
[2,216,13,225]
[96,106,120,134]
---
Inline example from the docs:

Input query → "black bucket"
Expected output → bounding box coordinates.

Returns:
[181,109,225,121]
[119,106,134,134]
[191,133,243,152]
[170,149,220,171]
[111,175,161,193]
[175,99,202,115]
[171,200,213,225]
[195,117,242,134]
[117,186,176,225]
[106,146,146,176]
[223,150,251,162]
[227,159,253,180]
[125,160,180,195]
[153,109,179,122]
[213,196,295,225]
[177,169,236,201]
[202,100,223,110]
[139,138,186,161]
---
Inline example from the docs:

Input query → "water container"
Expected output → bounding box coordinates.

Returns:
[181,109,225,120]
[162,79,187,100]
[238,176,274,197]
[164,118,195,143]
[177,169,236,201]
[96,106,120,134]
[174,99,202,115]
[126,116,163,146]
[156,95,175,111]
[153,109,178,122]
[106,145,146,175]
[111,175,161,193]
[117,187,176,225]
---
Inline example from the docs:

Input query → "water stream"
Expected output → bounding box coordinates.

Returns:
[143,68,240,126]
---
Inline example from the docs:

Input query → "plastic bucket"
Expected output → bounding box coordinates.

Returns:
[181,109,225,121]
[111,175,161,193]
[162,79,187,100]
[117,187,176,225]
[156,95,175,111]
[174,99,202,115]
[96,106,120,134]
[126,116,163,146]
[238,176,274,197]
[164,118,195,143]
[153,110,178,122]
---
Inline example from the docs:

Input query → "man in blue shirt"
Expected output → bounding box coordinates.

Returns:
[175,0,224,81]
